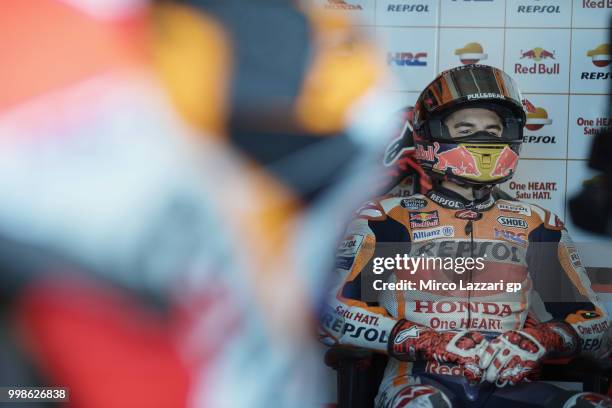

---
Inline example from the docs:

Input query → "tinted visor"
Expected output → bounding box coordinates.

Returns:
[428,108,524,142]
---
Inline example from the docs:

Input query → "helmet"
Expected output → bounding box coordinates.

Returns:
[412,64,526,186]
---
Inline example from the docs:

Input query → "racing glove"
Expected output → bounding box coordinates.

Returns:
[388,319,488,383]
[480,322,578,387]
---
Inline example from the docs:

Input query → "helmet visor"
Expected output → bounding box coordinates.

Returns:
[427,112,524,142]
[418,65,525,125]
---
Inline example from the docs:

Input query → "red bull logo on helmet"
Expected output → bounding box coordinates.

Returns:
[491,146,519,178]
[433,143,481,177]
[425,142,519,183]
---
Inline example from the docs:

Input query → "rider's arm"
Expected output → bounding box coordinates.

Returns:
[320,204,398,353]
[526,205,610,358]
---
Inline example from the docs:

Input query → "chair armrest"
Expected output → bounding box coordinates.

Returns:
[324,346,374,408]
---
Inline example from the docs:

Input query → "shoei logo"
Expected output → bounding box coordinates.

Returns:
[324,0,363,10]
[455,42,488,65]
[522,99,553,131]
[497,216,528,229]
[387,52,428,66]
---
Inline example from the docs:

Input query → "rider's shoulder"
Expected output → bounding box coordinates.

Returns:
[495,198,564,230]
[380,193,430,212]
[353,193,430,220]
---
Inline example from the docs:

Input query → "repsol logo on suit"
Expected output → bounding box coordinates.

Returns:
[320,312,389,344]
[414,241,525,264]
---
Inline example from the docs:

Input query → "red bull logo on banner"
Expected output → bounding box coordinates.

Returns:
[433,143,481,177]
[581,0,612,9]
[520,47,556,61]
[515,47,560,75]
[491,146,519,177]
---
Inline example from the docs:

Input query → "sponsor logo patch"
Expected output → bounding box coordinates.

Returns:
[466,92,504,100]
[454,209,483,221]
[394,326,421,344]
[496,202,532,216]
[497,216,528,229]
[412,226,455,242]
[401,197,427,210]
[494,228,527,246]
[409,210,440,228]
[428,192,495,211]
[569,249,583,268]
[337,234,364,256]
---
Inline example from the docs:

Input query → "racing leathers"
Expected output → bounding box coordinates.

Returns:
[321,186,611,407]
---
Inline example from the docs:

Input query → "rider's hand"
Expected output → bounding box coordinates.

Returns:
[389,320,489,383]
[479,330,544,386]
[479,323,577,387]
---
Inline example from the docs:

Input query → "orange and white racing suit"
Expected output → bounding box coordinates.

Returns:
[321,186,611,407]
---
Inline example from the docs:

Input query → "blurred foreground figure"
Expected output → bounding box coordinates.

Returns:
[0,0,392,406]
